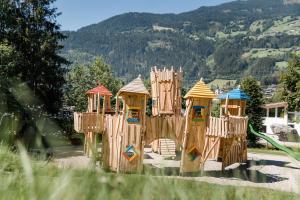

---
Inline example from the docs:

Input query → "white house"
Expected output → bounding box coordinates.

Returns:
[262,102,300,136]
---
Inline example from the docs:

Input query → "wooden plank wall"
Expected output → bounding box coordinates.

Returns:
[144,115,185,146]
[222,137,247,170]
[103,115,122,171]
[181,98,210,173]
[150,67,183,116]
[73,112,83,133]
[206,116,248,138]
[73,112,104,133]
[104,114,144,173]
[206,136,221,159]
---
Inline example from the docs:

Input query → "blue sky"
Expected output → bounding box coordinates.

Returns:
[54,0,234,31]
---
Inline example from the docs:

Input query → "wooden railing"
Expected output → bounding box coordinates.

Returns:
[74,112,104,133]
[206,116,248,138]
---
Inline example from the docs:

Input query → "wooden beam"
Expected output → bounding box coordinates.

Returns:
[202,137,220,165]
[180,99,192,174]
[225,94,229,115]
[97,93,100,114]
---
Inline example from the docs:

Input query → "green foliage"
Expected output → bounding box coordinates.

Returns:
[241,76,264,145]
[0,43,21,79]
[280,56,300,111]
[211,101,220,117]
[246,58,276,78]
[64,57,122,112]
[143,79,152,115]
[213,42,245,78]
[1,0,67,114]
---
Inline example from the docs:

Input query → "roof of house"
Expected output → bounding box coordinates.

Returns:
[218,88,250,100]
[261,102,288,109]
[86,85,112,96]
[184,79,216,99]
[117,75,150,96]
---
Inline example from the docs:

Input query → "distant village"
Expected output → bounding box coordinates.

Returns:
[208,79,277,99]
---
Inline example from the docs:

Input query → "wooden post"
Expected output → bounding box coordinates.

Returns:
[97,93,101,114]
[93,94,97,111]
[102,96,106,116]
[225,94,229,115]
[155,71,161,116]
[238,100,242,117]
[180,99,192,174]
[115,95,119,113]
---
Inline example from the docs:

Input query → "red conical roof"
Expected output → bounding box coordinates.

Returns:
[86,85,112,96]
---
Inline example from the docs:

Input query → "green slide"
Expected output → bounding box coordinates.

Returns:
[249,124,300,161]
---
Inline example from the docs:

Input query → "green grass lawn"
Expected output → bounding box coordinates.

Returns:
[0,145,299,200]
[248,147,287,156]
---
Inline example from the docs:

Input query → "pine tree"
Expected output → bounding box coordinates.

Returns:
[0,0,67,113]
[241,76,264,145]
[280,56,300,111]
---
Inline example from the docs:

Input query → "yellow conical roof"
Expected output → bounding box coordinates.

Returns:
[184,79,216,99]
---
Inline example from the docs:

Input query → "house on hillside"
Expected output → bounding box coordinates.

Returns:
[262,84,278,99]
[261,102,300,136]
[208,79,237,95]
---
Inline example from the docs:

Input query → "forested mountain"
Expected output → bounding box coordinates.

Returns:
[61,0,300,86]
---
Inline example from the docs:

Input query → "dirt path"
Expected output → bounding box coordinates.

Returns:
[53,146,300,194]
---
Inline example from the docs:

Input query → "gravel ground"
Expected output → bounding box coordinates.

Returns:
[53,146,300,194]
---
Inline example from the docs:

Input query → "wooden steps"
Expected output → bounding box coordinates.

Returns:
[158,139,176,156]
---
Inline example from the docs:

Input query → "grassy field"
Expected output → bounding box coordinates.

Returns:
[0,145,299,200]
[248,147,287,156]
[261,16,300,37]
[208,79,237,90]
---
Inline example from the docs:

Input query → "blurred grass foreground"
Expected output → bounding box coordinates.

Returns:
[0,145,298,200]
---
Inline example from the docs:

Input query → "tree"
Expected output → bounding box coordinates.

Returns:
[64,57,122,112]
[280,56,300,111]
[0,1,67,150]
[241,76,264,145]
[1,0,67,114]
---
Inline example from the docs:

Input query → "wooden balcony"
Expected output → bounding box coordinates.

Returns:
[74,112,104,133]
[206,116,248,138]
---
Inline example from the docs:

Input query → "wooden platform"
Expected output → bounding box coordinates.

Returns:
[206,116,248,138]
[74,112,104,133]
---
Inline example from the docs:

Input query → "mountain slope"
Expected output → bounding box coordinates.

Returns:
[62,0,300,85]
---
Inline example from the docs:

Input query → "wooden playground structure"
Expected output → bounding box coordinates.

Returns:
[73,68,249,174]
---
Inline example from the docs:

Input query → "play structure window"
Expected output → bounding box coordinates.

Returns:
[127,107,140,123]
[192,106,206,122]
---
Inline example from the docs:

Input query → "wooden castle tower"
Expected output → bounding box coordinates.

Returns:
[103,75,149,173]
[180,79,216,173]
[149,67,183,155]
[73,84,113,157]
[216,88,249,169]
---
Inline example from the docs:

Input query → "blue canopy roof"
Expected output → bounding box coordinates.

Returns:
[218,88,250,100]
